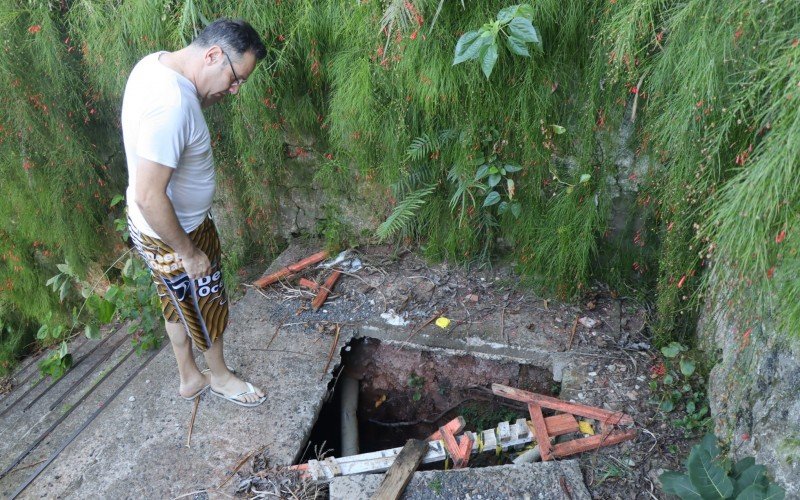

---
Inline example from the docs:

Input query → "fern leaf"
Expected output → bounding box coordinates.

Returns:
[406,134,436,161]
[376,185,436,241]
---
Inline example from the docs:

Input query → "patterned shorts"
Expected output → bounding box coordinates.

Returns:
[129,216,228,351]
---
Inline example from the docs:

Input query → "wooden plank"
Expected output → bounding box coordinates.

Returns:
[298,278,320,290]
[551,429,638,458]
[454,433,474,469]
[371,439,428,500]
[493,384,633,425]
[253,250,328,288]
[527,403,552,461]
[545,413,580,437]
[312,270,342,311]
[427,416,465,441]
[438,424,462,463]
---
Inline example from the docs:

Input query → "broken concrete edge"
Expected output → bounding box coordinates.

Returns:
[354,327,571,385]
[329,460,592,500]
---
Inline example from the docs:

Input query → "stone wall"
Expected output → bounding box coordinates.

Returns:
[212,129,386,252]
[701,304,800,496]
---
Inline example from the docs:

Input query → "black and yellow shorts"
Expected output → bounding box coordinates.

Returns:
[129,216,228,351]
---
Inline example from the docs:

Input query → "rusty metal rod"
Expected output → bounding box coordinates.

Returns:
[0,345,138,481]
[0,331,116,418]
[9,335,89,393]
[9,345,162,498]
[45,333,130,412]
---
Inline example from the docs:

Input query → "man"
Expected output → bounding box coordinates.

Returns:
[122,19,267,406]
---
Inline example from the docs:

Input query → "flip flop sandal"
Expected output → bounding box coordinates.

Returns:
[179,367,236,400]
[180,383,210,401]
[209,382,267,408]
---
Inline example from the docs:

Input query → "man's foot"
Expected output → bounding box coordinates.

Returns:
[179,370,210,400]
[208,372,266,407]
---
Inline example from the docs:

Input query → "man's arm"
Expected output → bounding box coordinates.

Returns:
[134,158,211,279]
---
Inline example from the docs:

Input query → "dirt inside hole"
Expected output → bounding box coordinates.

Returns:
[298,337,558,467]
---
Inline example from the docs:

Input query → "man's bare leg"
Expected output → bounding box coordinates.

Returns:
[165,321,209,398]
[203,335,265,404]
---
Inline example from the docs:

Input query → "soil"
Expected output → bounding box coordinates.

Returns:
[238,244,699,499]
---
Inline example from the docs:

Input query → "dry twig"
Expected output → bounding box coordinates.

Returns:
[319,324,340,381]
[186,396,200,448]
[404,308,447,342]
[568,315,579,350]
[219,446,267,489]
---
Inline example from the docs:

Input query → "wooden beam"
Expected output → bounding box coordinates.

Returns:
[298,278,320,291]
[545,413,580,437]
[493,384,633,425]
[551,429,638,458]
[455,433,474,469]
[312,270,342,311]
[527,403,552,461]
[371,439,428,500]
[253,250,328,288]
[427,416,465,441]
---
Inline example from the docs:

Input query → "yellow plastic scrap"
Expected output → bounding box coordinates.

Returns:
[578,420,595,435]
[435,317,451,328]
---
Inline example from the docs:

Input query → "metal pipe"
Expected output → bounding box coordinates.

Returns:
[340,375,360,457]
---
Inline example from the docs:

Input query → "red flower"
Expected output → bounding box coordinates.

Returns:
[775,230,786,244]
[28,25,41,34]
[677,275,687,288]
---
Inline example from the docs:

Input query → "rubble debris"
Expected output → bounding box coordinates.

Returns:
[291,418,533,480]
[380,309,409,327]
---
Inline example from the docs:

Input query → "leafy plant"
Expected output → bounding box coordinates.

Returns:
[376,185,437,241]
[660,433,785,499]
[650,342,711,435]
[407,371,425,402]
[46,262,81,304]
[105,255,163,355]
[39,341,73,379]
[452,4,541,78]
[474,155,522,218]
[36,311,67,344]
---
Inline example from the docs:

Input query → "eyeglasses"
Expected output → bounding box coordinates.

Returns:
[221,50,245,88]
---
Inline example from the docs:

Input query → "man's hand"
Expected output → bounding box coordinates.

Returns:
[180,248,212,280]
[135,159,207,277]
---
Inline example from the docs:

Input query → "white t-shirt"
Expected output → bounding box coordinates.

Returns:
[122,51,215,237]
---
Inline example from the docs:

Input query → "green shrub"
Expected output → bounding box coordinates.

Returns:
[660,434,785,499]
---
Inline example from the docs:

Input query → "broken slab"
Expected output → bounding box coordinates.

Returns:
[329,461,590,500]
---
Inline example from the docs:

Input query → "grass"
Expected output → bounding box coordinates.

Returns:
[2,0,800,367]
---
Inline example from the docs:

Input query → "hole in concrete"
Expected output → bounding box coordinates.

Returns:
[298,337,558,468]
